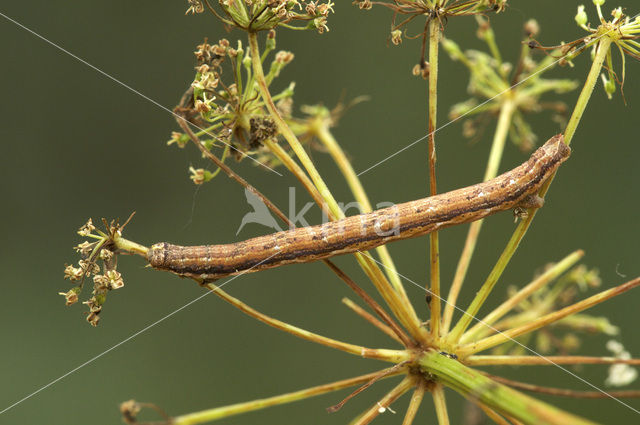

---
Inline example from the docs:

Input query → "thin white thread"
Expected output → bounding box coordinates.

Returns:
[359,251,640,415]
[0,252,280,415]
[0,11,282,176]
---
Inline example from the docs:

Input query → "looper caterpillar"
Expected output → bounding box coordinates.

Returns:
[148,135,570,282]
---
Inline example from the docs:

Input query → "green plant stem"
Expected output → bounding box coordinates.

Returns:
[418,351,599,425]
[447,37,613,343]
[314,125,412,307]
[446,213,538,343]
[442,98,516,334]
[564,38,613,145]
[112,236,148,257]
[248,33,338,219]
[171,367,405,425]
[460,249,584,343]
[248,32,425,341]
[427,19,442,339]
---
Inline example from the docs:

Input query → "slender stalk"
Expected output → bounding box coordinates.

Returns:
[350,377,413,425]
[446,211,534,343]
[427,19,442,338]
[249,33,425,341]
[418,351,599,425]
[487,374,640,399]
[460,250,584,343]
[357,251,431,343]
[248,32,338,218]
[447,37,613,343]
[432,384,450,425]
[207,284,408,362]
[328,362,410,413]
[315,125,411,307]
[476,403,513,425]
[327,262,414,347]
[458,277,640,356]
[442,98,516,333]
[466,355,640,366]
[112,236,148,257]
[342,297,404,344]
[564,38,613,146]
[402,379,426,425]
[171,367,405,425]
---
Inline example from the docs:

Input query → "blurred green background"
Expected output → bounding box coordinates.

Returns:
[1,1,639,424]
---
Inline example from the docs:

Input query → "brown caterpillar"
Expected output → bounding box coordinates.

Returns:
[148,135,570,282]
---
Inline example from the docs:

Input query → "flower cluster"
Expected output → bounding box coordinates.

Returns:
[573,0,640,99]
[185,0,334,33]
[60,218,128,326]
[169,33,318,180]
[443,18,578,151]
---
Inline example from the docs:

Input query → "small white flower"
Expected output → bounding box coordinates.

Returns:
[605,340,638,387]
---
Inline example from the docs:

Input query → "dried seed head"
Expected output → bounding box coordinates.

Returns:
[305,2,316,14]
[412,62,430,79]
[196,64,210,74]
[78,259,100,275]
[249,117,278,148]
[78,219,95,237]
[212,39,229,56]
[195,99,212,113]
[93,274,109,291]
[106,270,125,290]
[59,288,80,306]
[185,0,204,15]
[64,264,84,281]
[524,19,539,38]
[391,30,402,46]
[313,17,329,33]
[192,72,219,91]
[275,51,294,64]
[99,249,114,261]
[83,297,103,313]
[74,241,94,257]
[356,0,372,10]
[86,311,100,327]
[120,400,141,425]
